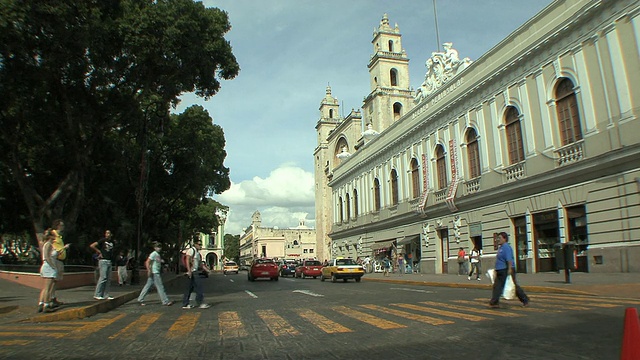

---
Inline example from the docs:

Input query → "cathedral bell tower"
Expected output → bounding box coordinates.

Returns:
[363,14,413,133]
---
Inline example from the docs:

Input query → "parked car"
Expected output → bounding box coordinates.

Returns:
[295,259,323,279]
[223,261,239,275]
[279,259,297,277]
[320,258,365,283]
[248,258,279,281]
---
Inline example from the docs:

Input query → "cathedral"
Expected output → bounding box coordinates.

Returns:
[314,0,640,274]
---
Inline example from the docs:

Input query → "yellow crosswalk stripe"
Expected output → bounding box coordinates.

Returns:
[109,313,161,340]
[393,303,490,321]
[531,294,640,305]
[360,304,454,326]
[294,309,352,334]
[67,313,126,339]
[166,312,201,339]
[256,309,300,337]
[470,298,582,311]
[0,331,66,338]
[1,326,77,331]
[332,306,406,330]
[529,297,618,308]
[432,301,524,317]
[219,311,248,338]
[0,340,33,346]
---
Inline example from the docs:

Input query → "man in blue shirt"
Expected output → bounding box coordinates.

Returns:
[489,232,529,308]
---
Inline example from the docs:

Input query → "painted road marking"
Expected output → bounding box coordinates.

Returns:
[532,294,640,305]
[109,313,161,340]
[67,313,126,339]
[529,297,618,308]
[294,309,352,334]
[389,287,435,294]
[292,290,324,297]
[245,290,258,298]
[394,303,490,321]
[424,301,523,317]
[0,340,33,346]
[360,304,454,326]
[219,311,248,338]
[166,312,201,339]
[0,331,66,338]
[256,309,300,337]
[332,306,406,330]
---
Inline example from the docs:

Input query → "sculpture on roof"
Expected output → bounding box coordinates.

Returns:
[415,42,472,102]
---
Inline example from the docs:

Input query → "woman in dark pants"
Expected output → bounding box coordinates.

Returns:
[489,232,529,308]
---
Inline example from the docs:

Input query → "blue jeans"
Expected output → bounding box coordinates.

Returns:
[182,274,204,306]
[138,272,170,304]
[94,259,112,298]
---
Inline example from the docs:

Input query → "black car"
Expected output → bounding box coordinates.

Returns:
[279,260,297,277]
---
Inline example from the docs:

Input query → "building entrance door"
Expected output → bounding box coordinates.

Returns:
[514,216,528,273]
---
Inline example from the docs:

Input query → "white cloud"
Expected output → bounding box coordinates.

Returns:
[216,164,315,235]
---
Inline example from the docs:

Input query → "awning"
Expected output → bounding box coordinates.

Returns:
[396,235,419,246]
[370,240,395,251]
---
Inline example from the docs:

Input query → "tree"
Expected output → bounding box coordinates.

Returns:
[0,0,239,244]
[224,233,240,263]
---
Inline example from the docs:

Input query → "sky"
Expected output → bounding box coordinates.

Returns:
[175,0,552,236]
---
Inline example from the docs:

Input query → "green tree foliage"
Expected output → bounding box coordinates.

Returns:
[0,0,239,257]
[224,233,240,263]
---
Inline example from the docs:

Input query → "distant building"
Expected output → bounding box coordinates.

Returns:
[314,1,640,273]
[238,211,316,266]
[194,208,228,270]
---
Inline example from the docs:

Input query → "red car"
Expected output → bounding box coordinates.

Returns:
[295,259,323,279]
[248,258,279,281]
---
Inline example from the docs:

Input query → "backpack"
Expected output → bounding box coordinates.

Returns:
[181,247,196,271]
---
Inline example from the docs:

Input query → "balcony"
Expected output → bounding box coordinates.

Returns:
[464,178,481,195]
[504,162,526,183]
[554,140,584,167]
[434,188,447,203]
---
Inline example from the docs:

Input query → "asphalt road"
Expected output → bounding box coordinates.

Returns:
[1,272,636,360]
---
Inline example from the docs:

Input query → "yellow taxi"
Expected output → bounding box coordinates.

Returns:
[320,258,365,283]
[223,261,239,274]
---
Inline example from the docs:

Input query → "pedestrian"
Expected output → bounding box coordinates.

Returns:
[90,230,116,300]
[397,253,405,276]
[38,229,67,313]
[116,250,128,286]
[468,244,483,281]
[137,242,173,306]
[50,219,67,307]
[489,232,529,308]
[182,240,211,309]
[382,256,391,276]
[457,247,467,275]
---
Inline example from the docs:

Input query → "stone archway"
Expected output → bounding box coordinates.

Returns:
[206,252,219,270]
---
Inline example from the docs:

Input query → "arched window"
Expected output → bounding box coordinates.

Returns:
[393,102,402,121]
[410,158,420,199]
[374,178,381,211]
[390,169,399,206]
[388,40,394,52]
[338,197,344,223]
[436,145,447,189]
[334,137,349,164]
[353,189,358,219]
[505,106,525,164]
[390,69,398,86]
[466,128,481,179]
[345,193,351,221]
[555,78,582,146]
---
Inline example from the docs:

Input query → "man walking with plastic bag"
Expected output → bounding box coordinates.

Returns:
[489,232,529,308]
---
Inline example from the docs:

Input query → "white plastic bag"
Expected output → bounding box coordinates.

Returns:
[502,275,516,300]
[486,268,496,284]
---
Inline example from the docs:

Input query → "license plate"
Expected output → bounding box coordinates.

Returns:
[312,268,318,271]
[261,271,269,275]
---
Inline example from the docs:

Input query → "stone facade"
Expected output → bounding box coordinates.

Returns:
[239,211,317,266]
[314,1,640,273]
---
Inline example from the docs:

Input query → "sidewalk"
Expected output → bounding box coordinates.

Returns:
[1,270,638,324]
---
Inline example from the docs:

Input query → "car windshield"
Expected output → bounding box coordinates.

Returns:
[225,262,237,266]
[255,259,274,264]
[305,261,321,266]
[336,259,357,266]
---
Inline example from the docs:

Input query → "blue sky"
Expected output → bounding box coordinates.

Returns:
[176,0,551,235]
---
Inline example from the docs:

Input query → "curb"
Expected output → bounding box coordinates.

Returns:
[362,277,597,296]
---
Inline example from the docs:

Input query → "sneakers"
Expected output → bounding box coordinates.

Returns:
[467,276,471,280]
[94,296,104,300]
[489,302,500,308]
[182,304,195,309]
[139,302,146,306]
[106,296,114,300]
[198,303,211,309]
[164,301,174,306]
[477,277,481,281]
